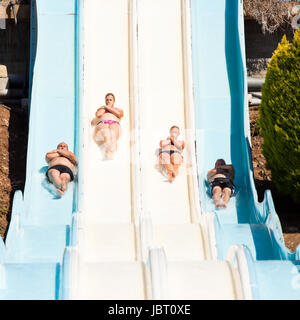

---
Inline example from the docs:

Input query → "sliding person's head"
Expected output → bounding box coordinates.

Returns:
[170,125,180,138]
[57,142,69,151]
[105,93,115,107]
[215,159,226,168]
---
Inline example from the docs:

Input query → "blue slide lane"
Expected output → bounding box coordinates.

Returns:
[0,0,78,299]
[190,0,300,299]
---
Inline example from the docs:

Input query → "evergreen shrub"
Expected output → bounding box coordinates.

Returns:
[259,29,300,203]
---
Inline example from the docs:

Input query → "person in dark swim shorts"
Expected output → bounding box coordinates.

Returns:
[46,165,74,182]
[207,159,235,208]
[45,142,77,197]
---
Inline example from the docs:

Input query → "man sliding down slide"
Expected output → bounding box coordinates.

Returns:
[207,159,235,208]
[45,142,77,197]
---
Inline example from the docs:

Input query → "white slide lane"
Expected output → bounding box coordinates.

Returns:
[72,0,148,300]
[70,0,249,300]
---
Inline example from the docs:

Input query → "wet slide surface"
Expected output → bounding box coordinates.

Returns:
[3,0,298,300]
[72,0,146,300]
[0,0,77,299]
[71,0,242,300]
[190,0,300,299]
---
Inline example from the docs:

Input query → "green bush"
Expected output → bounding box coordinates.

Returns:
[259,29,300,203]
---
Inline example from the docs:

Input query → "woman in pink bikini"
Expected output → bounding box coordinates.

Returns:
[91,93,124,158]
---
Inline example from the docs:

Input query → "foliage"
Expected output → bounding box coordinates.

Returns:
[259,29,300,203]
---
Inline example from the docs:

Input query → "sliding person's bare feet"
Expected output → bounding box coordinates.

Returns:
[216,202,227,208]
[57,188,64,197]
[104,148,114,160]
[61,182,68,193]
[172,168,179,179]
[167,169,174,183]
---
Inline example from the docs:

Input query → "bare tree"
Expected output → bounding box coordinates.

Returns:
[244,0,299,34]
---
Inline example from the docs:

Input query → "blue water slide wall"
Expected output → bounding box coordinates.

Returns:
[190,0,300,298]
[60,0,83,300]
[0,0,79,299]
[243,245,300,299]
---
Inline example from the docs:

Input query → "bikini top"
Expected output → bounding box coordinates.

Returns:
[167,137,183,152]
[102,106,120,114]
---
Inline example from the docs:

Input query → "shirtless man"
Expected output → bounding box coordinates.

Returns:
[207,159,235,208]
[158,126,185,183]
[45,142,77,197]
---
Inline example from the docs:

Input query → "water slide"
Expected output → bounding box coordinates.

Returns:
[0,0,299,300]
[65,0,245,300]
[0,0,78,299]
[190,0,300,299]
